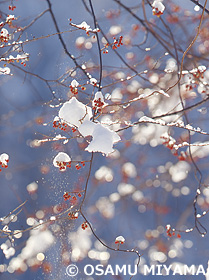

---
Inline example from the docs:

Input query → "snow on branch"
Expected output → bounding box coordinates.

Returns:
[131,116,208,135]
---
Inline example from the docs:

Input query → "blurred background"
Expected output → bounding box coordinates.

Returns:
[0,0,209,279]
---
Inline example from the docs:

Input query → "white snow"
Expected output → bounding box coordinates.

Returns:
[71,79,79,88]
[53,152,71,171]
[58,97,92,127]
[57,97,120,156]
[53,152,71,167]
[92,91,104,104]
[6,15,15,22]
[78,120,121,155]
[78,119,96,137]
[0,67,10,75]
[152,1,165,13]
[1,28,9,38]
[139,116,154,122]
[92,91,107,111]
[76,21,91,31]
[158,89,170,97]
[115,235,125,243]
[0,153,9,165]
[90,77,97,85]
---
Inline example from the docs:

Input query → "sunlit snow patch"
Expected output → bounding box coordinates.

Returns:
[79,120,120,155]
[59,97,92,127]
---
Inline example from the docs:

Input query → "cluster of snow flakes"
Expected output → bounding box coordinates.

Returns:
[89,77,97,85]
[0,153,9,165]
[53,152,71,171]
[79,120,120,155]
[158,89,170,97]
[71,21,99,35]
[71,79,79,88]
[6,14,16,22]
[182,65,206,76]
[92,91,107,111]
[152,0,165,16]
[76,21,91,30]
[115,236,125,244]
[57,96,120,155]
[138,117,205,136]
[59,97,92,127]
[0,153,9,172]
[139,116,155,123]
[0,53,29,63]
[0,28,10,41]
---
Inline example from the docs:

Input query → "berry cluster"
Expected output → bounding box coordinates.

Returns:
[152,8,164,17]
[56,160,71,171]
[53,119,68,131]
[0,159,9,172]
[161,135,186,161]
[115,235,125,245]
[112,36,123,50]
[192,67,206,79]
[63,191,82,201]
[6,15,16,25]
[69,79,80,95]
[152,1,165,17]
[75,162,85,170]
[102,49,109,54]
[9,5,16,11]
[69,85,78,95]
[81,222,88,230]
[63,192,71,201]
[185,84,193,91]
[102,36,123,54]
[166,225,181,238]
[92,98,104,112]
[0,153,9,172]
[68,212,78,220]
[0,30,10,43]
